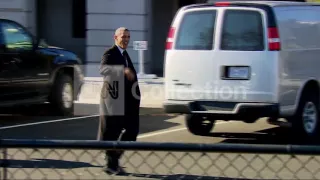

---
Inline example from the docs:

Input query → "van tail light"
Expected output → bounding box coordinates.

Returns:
[268,27,280,51]
[166,27,175,50]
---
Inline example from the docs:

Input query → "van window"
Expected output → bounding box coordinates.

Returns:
[221,10,264,51]
[175,10,216,50]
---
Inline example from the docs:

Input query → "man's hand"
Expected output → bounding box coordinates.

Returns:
[124,68,135,81]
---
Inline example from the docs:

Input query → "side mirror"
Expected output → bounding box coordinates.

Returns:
[37,38,48,48]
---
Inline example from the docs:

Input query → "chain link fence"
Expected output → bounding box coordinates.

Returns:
[1,139,320,179]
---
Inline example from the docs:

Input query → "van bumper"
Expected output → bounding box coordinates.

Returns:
[163,100,279,119]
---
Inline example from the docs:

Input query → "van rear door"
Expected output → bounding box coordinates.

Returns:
[164,8,219,100]
[211,7,278,103]
[165,6,278,103]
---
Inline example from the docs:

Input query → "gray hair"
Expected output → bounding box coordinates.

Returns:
[114,27,129,36]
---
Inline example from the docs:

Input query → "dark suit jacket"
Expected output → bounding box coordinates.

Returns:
[97,45,141,140]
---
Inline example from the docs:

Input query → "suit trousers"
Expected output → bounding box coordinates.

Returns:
[98,88,140,168]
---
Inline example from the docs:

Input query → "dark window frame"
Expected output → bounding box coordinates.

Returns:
[72,0,86,38]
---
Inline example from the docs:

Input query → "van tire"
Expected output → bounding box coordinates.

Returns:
[185,114,214,136]
[50,74,74,116]
[291,89,320,142]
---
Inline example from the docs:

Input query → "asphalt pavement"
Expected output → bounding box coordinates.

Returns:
[0,102,300,145]
[0,103,176,140]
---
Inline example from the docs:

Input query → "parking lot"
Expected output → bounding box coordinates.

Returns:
[0,101,310,145]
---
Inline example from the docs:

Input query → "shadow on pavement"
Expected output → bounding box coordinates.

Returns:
[139,114,179,134]
[1,159,253,180]
[1,159,102,169]
[118,173,256,180]
[209,126,320,145]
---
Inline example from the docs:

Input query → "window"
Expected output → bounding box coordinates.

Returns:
[221,10,264,51]
[175,10,217,50]
[1,21,33,51]
[72,0,86,38]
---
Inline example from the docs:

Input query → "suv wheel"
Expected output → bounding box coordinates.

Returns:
[62,82,73,109]
[185,114,214,136]
[51,74,74,116]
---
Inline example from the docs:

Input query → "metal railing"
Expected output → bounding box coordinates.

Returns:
[1,139,320,179]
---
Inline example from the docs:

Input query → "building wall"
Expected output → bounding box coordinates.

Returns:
[150,1,177,76]
[0,0,36,34]
[85,0,150,77]
[37,0,86,62]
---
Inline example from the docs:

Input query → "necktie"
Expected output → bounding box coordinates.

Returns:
[122,50,129,67]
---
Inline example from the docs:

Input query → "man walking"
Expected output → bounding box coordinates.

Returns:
[97,27,141,174]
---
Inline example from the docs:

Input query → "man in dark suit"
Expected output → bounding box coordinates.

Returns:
[97,27,141,174]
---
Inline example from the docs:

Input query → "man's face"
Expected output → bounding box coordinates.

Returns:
[115,30,130,49]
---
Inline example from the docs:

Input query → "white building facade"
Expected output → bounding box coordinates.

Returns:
[0,0,213,77]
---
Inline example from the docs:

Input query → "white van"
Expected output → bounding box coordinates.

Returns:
[163,1,320,140]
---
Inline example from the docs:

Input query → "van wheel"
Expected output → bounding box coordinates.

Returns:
[291,89,320,142]
[185,114,214,136]
[50,74,74,116]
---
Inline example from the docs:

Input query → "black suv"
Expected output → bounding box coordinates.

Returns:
[0,19,84,115]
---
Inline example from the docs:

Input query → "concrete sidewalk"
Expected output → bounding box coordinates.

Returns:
[75,77,165,108]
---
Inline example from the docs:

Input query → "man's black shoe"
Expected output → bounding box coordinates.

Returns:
[104,167,118,175]
[103,166,126,175]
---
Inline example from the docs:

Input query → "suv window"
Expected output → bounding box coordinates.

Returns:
[175,10,217,50]
[1,21,33,51]
[221,10,264,51]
